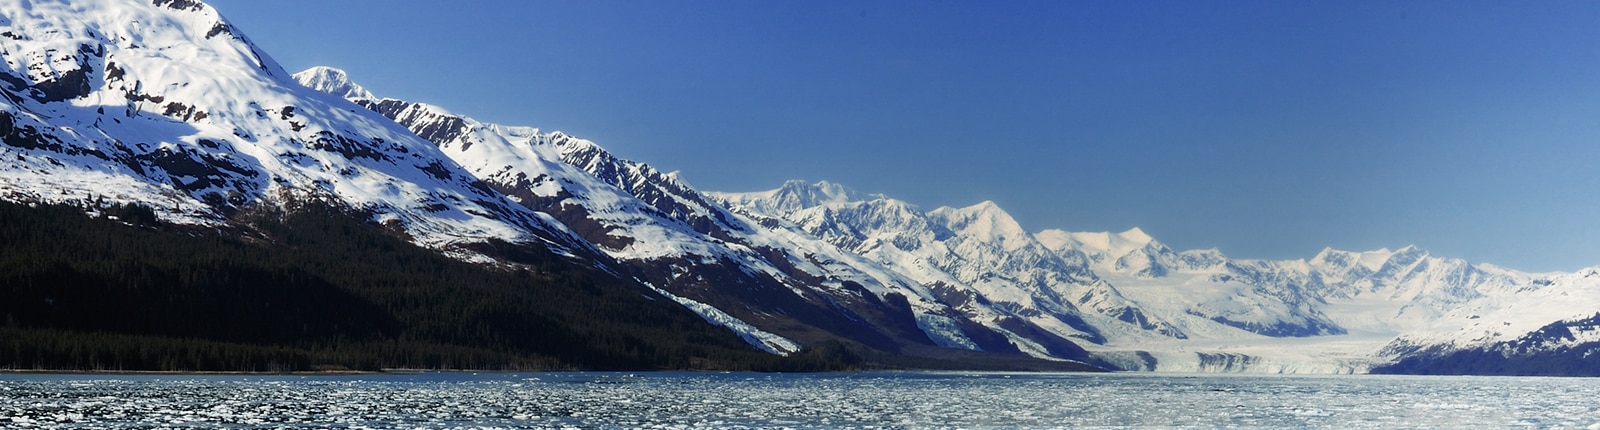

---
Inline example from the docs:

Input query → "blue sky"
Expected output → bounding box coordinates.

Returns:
[207,0,1600,272]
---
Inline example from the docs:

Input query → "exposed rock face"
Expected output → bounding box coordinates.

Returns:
[9,0,1600,375]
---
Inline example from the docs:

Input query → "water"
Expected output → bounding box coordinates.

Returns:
[2,371,1598,429]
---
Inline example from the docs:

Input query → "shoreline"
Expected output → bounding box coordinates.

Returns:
[0,368,385,376]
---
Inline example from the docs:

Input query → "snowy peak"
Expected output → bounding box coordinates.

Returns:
[295,66,758,257]
[292,66,374,100]
[784,179,861,205]
[1318,246,1423,272]
[1308,245,1436,287]
[297,68,1008,356]
[1,0,287,92]
[714,180,865,217]
[1117,227,1154,245]
[1099,227,1158,255]
[928,201,1032,251]
[16,0,1600,375]
[1,0,585,255]
[714,181,975,256]
[1034,227,1183,277]
[1040,228,1155,258]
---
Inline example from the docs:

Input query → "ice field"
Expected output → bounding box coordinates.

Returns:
[3,371,1599,428]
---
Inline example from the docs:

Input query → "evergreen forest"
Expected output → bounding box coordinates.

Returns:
[0,200,861,372]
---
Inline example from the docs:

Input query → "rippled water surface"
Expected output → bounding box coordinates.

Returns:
[3,371,1599,428]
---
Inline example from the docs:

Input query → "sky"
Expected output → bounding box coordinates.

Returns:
[205,0,1600,272]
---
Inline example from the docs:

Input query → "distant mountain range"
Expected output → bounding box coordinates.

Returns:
[3,0,1597,375]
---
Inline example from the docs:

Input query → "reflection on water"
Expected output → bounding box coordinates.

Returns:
[2,371,1598,428]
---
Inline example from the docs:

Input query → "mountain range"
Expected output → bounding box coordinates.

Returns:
[3,0,1597,375]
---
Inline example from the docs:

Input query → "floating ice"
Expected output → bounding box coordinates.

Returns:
[2,372,1597,429]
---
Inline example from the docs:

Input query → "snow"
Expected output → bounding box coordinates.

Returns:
[715,179,1600,372]
[293,66,374,100]
[1,0,582,257]
[295,67,1000,355]
[12,0,1600,373]
[281,19,1600,370]
[712,179,864,218]
[928,201,1035,252]
[640,281,800,355]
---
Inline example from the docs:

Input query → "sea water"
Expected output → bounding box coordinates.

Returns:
[2,371,1598,429]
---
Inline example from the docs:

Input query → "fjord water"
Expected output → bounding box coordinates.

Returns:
[3,372,1597,428]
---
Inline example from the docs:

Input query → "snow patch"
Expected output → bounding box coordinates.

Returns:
[642,282,800,356]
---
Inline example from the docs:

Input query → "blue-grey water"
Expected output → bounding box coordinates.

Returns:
[2,371,1597,429]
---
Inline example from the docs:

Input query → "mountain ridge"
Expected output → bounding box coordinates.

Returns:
[6,0,1599,375]
[0,0,594,262]
[279,61,1600,373]
[295,67,1104,366]
[713,179,1600,373]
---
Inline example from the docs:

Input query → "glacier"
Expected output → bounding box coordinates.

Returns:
[5,0,1600,374]
[715,180,1600,373]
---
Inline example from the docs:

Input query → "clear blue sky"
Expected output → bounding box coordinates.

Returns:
[206,0,1600,272]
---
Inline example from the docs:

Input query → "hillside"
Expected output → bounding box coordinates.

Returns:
[0,200,868,372]
[4,0,1598,376]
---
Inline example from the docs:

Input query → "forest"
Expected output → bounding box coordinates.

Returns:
[0,200,863,372]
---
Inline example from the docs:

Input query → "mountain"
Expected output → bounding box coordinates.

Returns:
[715,181,1600,374]
[288,39,1600,375]
[0,0,1095,372]
[7,0,1599,375]
[0,0,868,372]
[0,0,583,258]
[295,67,1104,370]
[0,198,826,372]
[1375,311,1600,376]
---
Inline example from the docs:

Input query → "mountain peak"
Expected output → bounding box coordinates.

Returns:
[0,0,586,253]
[1117,227,1153,245]
[293,66,375,100]
[934,200,1006,218]
[931,200,1030,247]
[1051,227,1164,264]
[780,180,859,204]
[721,180,862,215]
[969,200,1002,212]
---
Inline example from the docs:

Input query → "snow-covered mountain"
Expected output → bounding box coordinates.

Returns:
[294,67,1120,366]
[0,0,583,260]
[715,181,1600,373]
[287,55,1600,374]
[8,0,1599,375]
